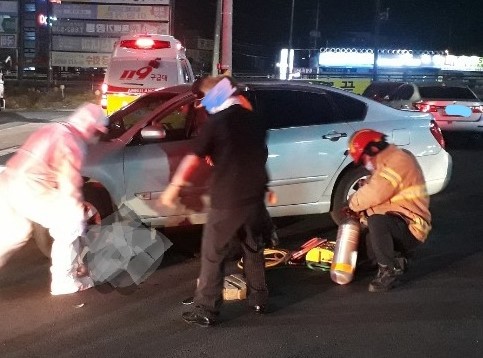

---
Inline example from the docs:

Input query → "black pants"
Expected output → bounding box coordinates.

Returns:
[366,214,421,268]
[194,202,269,315]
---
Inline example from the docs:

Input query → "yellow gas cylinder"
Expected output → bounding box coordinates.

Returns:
[330,217,361,285]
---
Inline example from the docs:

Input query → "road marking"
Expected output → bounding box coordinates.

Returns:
[0,146,19,156]
[0,122,28,130]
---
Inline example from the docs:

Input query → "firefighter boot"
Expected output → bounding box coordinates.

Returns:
[368,264,399,293]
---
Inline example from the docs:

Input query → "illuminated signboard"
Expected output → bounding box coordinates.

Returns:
[52,19,168,36]
[60,0,169,4]
[0,34,16,48]
[316,48,483,72]
[442,55,483,72]
[0,1,18,15]
[37,14,49,27]
[52,35,118,53]
[52,4,170,21]
[51,51,111,68]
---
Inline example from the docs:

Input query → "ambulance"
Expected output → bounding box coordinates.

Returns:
[101,34,195,115]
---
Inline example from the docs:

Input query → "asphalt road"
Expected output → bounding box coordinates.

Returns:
[0,112,482,357]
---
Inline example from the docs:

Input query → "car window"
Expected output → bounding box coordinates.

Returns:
[394,84,414,100]
[105,92,177,140]
[254,89,336,129]
[144,100,204,142]
[325,91,367,122]
[362,82,402,101]
[418,86,478,100]
[122,100,160,130]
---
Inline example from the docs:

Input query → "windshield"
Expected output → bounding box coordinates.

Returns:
[362,82,403,101]
[103,91,179,140]
[418,86,478,100]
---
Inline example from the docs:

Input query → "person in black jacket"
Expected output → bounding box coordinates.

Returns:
[161,75,271,326]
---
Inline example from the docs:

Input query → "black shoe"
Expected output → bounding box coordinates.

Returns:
[368,265,400,293]
[181,296,194,305]
[251,305,267,314]
[182,311,215,327]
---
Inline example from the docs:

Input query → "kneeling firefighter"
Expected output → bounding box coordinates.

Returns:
[346,129,432,292]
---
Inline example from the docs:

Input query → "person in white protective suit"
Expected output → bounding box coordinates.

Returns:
[0,103,108,295]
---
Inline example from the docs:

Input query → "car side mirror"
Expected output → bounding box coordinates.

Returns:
[140,125,167,141]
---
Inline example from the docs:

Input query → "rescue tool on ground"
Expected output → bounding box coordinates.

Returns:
[237,237,336,270]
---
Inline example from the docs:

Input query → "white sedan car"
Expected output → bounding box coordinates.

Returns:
[82,81,451,225]
[1,81,452,255]
[363,81,483,132]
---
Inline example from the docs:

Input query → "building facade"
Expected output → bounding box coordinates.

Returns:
[0,0,172,80]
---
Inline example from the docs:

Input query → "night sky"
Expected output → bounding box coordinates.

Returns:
[175,0,483,55]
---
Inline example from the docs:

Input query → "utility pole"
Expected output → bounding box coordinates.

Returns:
[212,0,222,75]
[220,0,232,74]
[213,0,232,75]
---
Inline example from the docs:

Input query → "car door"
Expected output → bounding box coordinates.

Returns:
[251,88,356,206]
[122,99,211,222]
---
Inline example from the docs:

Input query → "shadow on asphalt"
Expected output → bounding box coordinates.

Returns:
[3,140,481,309]
[443,131,483,151]
[400,143,483,286]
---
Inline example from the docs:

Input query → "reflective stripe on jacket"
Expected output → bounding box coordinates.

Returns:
[348,144,431,242]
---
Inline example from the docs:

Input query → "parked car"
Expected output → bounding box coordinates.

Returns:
[12,81,452,256]
[362,81,483,132]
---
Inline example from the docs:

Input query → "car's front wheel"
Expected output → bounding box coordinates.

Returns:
[33,183,114,258]
[330,166,370,225]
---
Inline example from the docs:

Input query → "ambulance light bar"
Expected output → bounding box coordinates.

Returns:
[120,39,171,50]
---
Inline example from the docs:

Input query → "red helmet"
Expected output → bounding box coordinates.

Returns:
[348,129,386,164]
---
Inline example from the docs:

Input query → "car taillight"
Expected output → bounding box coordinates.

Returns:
[429,120,445,149]
[414,103,438,112]
[471,105,483,113]
[119,39,171,50]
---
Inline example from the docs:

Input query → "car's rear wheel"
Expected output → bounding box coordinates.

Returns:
[33,183,114,258]
[330,166,370,225]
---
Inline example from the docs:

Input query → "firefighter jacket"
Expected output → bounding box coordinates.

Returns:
[1,122,86,238]
[348,144,431,242]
